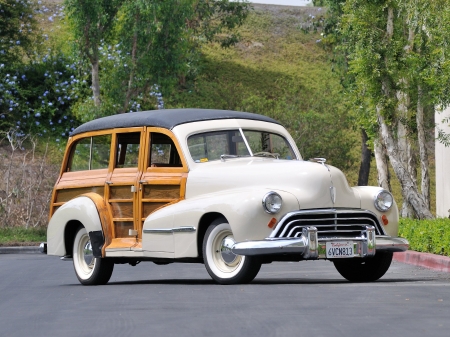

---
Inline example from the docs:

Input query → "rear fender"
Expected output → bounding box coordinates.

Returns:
[47,193,111,257]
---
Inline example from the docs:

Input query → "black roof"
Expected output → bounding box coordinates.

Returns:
[70,109,280,136]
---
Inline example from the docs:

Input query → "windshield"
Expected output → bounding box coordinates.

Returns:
[187,129,296,163]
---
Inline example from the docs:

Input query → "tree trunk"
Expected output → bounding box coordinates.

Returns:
[377,111,433,219]
[91,59,101,107]
[374,137,391,191]
[123,13,139,113]
[358,128,371,186]
[396,82,416,218]
[416,85,430,209]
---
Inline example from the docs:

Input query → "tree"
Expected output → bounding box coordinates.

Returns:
[0,0,38,66]
[109,0,196,113]
[67,0,250,117]
[65,0,124,107]
[324,0,450,218]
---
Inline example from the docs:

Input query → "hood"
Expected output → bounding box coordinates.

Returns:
[185,158,360,209]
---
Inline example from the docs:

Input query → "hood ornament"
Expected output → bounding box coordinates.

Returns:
[310,157,326,164]
[310,157,330,171]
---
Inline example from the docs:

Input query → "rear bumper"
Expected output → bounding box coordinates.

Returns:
[232,226,409,259]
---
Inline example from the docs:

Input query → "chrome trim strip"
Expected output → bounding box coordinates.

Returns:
[143,226,196,234]
[173,226,197,233]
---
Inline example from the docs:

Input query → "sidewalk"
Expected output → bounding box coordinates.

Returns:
[0,246,43,254]
[393,250,450,273]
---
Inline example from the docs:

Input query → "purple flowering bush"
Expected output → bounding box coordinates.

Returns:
[0,52,89,138]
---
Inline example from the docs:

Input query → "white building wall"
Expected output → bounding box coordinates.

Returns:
[435,108,450,218]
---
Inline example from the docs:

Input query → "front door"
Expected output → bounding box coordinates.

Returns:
[139,128,188,253]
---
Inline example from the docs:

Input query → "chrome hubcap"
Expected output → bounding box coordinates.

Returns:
[220,236,237,265]
[83,241,94,266]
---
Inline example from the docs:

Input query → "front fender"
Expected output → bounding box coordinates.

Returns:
[142,188,299,258]
[352,186,399,237]
[47,194,110,256]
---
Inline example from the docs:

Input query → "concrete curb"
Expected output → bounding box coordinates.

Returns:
[393,250,450,273]
[0,246,42,254]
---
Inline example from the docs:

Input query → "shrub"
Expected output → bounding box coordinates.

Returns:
[0,131,60,229]
[0,52,88,138]
[399,218,450,256]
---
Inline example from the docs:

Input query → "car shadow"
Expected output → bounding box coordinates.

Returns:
[85,277,430,286]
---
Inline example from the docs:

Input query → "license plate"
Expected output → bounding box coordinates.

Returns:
[326,241,354,258]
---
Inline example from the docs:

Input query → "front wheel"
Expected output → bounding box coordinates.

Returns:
[333,252,393,282]
[203,219,261,285]
[73,226,114,285]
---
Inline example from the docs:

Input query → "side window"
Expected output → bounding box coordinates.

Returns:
[116,132,141,168]
[68,135,111,172]
[92,135,112,169]
[149,133,182,167]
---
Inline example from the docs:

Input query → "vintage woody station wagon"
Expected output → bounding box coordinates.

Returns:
[47,109,409,285]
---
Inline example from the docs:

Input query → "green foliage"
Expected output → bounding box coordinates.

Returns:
[168,8,359,171]
[399,218,450,256]
[64,0,123,63]
[191,0,252,48]
[66,0,251,117]
[0,227,46,245]
[0,52,88,137]
[0,0,40,66]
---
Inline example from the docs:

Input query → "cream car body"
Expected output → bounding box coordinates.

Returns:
[46,109,408,285]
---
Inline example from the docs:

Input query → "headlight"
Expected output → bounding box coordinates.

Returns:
[374,190,393,212]
[262,192,283,214]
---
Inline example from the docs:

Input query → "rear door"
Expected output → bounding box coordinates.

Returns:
[105,128,146,252]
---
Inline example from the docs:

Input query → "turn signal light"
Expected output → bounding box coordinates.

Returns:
[268,217,277,229]
[381,215,389,226]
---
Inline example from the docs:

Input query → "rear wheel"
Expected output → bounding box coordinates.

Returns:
[73,226,114,285]
[203,219,261,285]
[333,252,393,282]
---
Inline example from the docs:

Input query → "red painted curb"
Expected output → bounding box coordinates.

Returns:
[393,250,450,273]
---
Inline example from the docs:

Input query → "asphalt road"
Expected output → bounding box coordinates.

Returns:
[1,254,449,337]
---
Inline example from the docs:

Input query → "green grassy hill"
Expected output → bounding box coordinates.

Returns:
[168,5,360,178]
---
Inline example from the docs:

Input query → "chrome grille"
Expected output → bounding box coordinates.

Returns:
[271,209,385,239]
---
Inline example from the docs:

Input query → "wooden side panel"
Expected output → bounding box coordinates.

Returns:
[143,185,180,199]
[56,186,104,203]
[57,169,109,188]
[114,221,134,237]
[111,202,133,219]
[142,202,167,218]
[109,185,132,200]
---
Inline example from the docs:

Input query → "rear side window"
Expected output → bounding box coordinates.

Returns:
[115,132,140,168]
[149,133,182,167]
[68,135,111,171]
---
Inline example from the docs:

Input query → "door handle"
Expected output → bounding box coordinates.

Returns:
[139,180,148,184]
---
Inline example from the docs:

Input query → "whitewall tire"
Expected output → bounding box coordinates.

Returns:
[203,219,261,285]
[73,226,114,285]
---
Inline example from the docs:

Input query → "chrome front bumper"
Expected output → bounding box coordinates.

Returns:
[232,226,409,259]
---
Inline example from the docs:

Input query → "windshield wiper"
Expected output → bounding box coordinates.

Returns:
[253,152,280,159]
[220,154,249,161]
